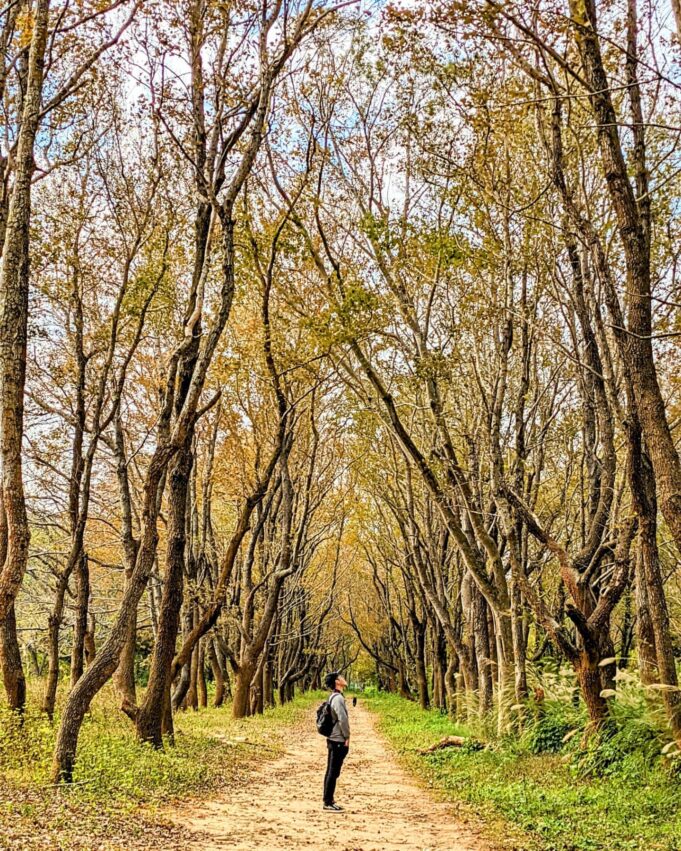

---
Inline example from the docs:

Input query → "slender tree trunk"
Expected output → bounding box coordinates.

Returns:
[511,581,528,704]
[161,683,174,740]
[187,629,199,711]
[638,480,681,741]
[70,553,89,688]
[114,605,137,709]
[263,658,274,709]
[0,0,50,630]
[207,638,225,707]
[26,644,42,678]
[43,577,68,718]
[0,0,47,711]
[0,603,25,712]
[398,659,412,701]
[172,663,191,713]
[113,418,140,706]
[414,624,429,710]
[197,639,207,709]
[172,603,195,712]
[136,447,192,746]
[434,631,447,711]
[444,654,458,720]
[84,616,96,667]
[473,588,493,717]
[251,660,264,715]
[0,496,25,712]
[635,550,657,686]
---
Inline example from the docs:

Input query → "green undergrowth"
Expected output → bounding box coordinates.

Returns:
[0,684,311,850]
[364,690,681,851]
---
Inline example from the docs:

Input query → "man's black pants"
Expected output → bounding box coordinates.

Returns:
[323,740,349,805]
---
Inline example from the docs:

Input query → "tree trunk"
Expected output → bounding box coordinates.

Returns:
[576,654,609,731]
[112,417,140,707]
[474,588,493,717]
[0,0,51,628]
[0,603,25,713]
[434,631,447,711]
[263,658,274,709]
[232,660,255,719]
[197,640,207,709]
[414,623,429,710]
[136,447,192,746]
[635,550,657,685]
[511,580,528,704]
[52,459,169,781]
[398,661,412,700]
[444,655,458,720]
[186,633,199,711]
[114,606,136,708]
[70,553,89,688]
[207,639,225,707]
[251,661,264,715]
[84,616,96,667]
[570,0,681,557]
[42,577,68,718]
[172,663,191,713]
[639,500,681,742]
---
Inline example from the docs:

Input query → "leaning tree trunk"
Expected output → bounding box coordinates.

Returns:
[51,442,174,781]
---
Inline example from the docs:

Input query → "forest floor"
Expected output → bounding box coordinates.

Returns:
[175,699,490,850]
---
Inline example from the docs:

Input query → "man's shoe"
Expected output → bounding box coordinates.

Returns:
[323,803,343,812]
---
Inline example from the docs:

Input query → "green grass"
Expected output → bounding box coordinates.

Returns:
[364,692,681,851]
[0,684,312,850]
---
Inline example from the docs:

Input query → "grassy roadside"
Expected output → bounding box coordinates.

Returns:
[363,692,681,851]
[0,686,312,851]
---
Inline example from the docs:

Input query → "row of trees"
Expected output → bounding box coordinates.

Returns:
[331,0,681,743]
[2,0,681,786]
[0,0,362,782]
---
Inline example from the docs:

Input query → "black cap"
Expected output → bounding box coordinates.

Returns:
[324,671,340,690]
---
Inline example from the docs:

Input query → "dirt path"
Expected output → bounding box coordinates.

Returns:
[177,701,488,850]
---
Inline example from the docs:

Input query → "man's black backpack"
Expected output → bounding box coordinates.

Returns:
[316,692,338,737]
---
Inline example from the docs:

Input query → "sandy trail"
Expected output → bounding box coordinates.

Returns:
[177,701,487,851]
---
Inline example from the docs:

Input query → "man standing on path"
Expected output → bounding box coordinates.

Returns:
[323,671,350,812]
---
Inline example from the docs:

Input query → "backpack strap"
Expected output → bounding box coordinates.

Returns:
[328,691,340,719]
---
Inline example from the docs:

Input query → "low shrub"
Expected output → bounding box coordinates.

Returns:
[525,713,571,754]
[365,687,681,851]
